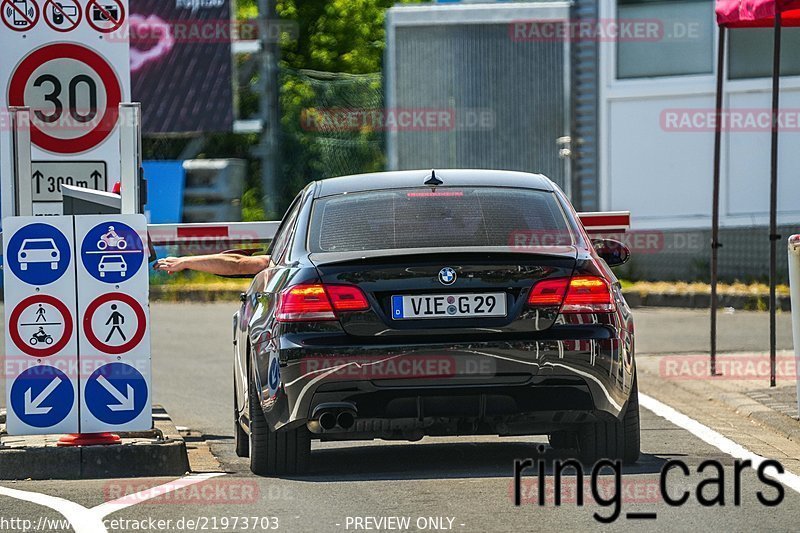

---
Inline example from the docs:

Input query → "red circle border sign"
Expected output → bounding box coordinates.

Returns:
[1,0,40,32]
[8,43,122,154]
[83,293,146,355]
[44,0,82,33]
[86,0,125,34]
[9,294,73,358]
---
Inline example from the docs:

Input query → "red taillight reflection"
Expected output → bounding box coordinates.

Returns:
[528,276,615,313]
[276,284,369,322]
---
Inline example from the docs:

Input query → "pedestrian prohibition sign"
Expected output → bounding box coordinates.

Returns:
[9,294,73,357]
[83,292,146,354]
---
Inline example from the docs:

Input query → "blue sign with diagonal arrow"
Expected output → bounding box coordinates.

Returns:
[9,366,74,428]
[84,363,148,425]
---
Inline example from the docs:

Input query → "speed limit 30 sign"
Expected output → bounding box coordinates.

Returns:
[8,42,122,154]
[0,0,130,216]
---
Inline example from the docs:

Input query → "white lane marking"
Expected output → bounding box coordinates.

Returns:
[0,473,226,533]
[0,486,104,533]
[90,472,225,518]
[640,392,800,495]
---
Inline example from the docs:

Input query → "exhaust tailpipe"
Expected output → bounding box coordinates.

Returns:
[319,411,337,431]
[336,410,355,430]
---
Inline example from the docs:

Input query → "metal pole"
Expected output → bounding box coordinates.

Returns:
[258,0,280,218]
[710,27,726,376]
[769,10,782,388]
[119,103,142,215]
[10,107,33,217]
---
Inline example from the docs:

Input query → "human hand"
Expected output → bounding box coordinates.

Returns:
[154,257,187,274]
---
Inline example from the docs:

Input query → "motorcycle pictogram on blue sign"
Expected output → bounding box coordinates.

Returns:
[81,221,145,283]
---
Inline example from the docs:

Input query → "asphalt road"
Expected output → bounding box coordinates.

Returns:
[1,303,799,532]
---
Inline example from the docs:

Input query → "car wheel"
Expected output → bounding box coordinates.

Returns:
[51,262,58,270]
[248,363,311,476]
[21,264,27,271]
[577,375,640,465]
[234,368,249,458]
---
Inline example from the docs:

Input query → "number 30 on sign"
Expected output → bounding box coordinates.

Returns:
[8,43,122,155]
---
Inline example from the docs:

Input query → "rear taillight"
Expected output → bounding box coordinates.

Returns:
[276,284,369,322]
[528,276,615,313]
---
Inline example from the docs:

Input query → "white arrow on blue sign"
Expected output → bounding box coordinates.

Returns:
[9,366,75,428]
[84,363,148,426]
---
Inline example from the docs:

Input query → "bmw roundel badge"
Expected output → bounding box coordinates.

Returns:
[438,267,457,286]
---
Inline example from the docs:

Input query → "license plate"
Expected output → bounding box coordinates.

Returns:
[391,293,507,320]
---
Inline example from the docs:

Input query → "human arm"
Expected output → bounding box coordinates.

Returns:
[153,254,271,276]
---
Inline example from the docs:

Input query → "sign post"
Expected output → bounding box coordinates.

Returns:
[0,0,130,216]
[3,216,79,435]
[76,214,150,433]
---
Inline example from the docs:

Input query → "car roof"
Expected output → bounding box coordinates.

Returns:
[313,169,556,198]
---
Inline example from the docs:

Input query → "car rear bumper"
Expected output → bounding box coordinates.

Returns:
[259,328,635,436]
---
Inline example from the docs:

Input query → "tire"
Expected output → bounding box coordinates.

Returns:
[234,368,249,458]
[248,363,311,476]
[577,376,641,465]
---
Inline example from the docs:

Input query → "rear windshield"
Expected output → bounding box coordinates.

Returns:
[308,187,575,253]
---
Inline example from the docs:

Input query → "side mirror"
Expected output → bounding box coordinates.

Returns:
[592,238,630,267]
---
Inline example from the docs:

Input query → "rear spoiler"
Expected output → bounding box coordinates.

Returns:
[577,212,630,235]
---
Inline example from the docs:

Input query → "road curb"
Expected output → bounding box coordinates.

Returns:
[0,405,190,481]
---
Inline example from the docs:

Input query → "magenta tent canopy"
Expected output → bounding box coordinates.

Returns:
[716,0,800,27]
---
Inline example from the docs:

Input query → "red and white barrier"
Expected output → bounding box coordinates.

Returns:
[577,211,631,234]
[147,222,279,247]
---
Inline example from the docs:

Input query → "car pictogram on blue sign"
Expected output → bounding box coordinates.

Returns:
[6,223,71,286]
